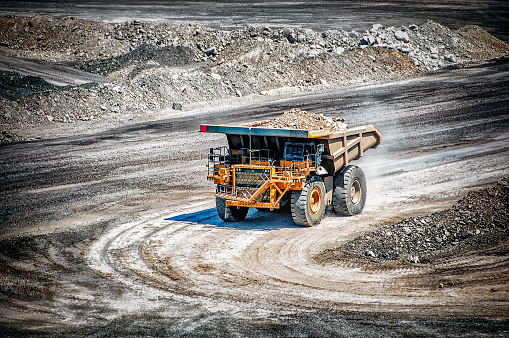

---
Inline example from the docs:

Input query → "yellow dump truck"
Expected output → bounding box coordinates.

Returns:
[200,122,382,226]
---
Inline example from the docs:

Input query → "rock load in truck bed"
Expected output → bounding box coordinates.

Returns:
[246,108,347,131]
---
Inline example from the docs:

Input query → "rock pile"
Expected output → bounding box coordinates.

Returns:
[0,15,125,62]
[254,108,347,131]
[358,21,509,71]
[335,178,509,263]
[0,15,508,142]
[0,70,64,100]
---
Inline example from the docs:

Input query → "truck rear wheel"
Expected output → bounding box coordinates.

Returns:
[333,165,367,216]
[291,178,326,226]
[216,197,249,221]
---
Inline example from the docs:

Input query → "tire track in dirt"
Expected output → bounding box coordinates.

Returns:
[79,62,509,322]
[87,201,507,318]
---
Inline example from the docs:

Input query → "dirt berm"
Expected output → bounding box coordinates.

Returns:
[317,177,509,267]
[0,15,508,143]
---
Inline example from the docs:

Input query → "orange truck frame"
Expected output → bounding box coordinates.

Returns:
[200,123,382,226]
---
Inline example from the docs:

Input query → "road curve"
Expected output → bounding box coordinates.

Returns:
[84,61,509,319]
[1,60,509,334]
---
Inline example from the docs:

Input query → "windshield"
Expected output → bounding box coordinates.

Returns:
[284,142,315,161]
[286,144,303,157]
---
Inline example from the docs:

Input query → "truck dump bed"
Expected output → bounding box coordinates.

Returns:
[200,124,382,175]
[201,119,382,225]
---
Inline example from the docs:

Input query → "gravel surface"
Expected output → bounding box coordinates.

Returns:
[0,11,508,337]
[1,59,508,336]
[0,15,508,143]
[318,178,509,264]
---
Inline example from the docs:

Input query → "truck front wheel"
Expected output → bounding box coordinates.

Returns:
[291,178,326,226]
[216,197,249,221]
[333,165,367,216]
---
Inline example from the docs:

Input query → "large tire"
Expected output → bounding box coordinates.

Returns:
[333,165,367,216]
[216,197,249,221]
[291,178,326,226]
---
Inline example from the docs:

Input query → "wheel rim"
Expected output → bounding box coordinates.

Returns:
[309,187,321,214]
[351,179,362,205]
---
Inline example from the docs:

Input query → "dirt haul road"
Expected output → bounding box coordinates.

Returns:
[1,61,509,336]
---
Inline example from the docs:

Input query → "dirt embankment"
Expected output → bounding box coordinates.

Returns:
[1,15,508,143]
[317,178,509,265]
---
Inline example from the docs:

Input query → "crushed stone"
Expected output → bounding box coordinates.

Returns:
[1,15,508,143]
[248,108,347,131]
[318,178,509,264]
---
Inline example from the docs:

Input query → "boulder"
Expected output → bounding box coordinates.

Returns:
[204,46,217,56]
[360,35,376,45]
[444,54,457,62]
[394,30,410,43]
[370,24,385,33]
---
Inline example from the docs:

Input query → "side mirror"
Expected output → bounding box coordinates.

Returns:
[316,144,324,153]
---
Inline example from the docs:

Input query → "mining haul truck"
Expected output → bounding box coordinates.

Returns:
[200,123,382,226]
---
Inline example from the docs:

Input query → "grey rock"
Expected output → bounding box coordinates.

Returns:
[204,47,217,56]
[394,30,410,43]
[397,46,412,54]
[365,250,376,258]
[286,33,297,43]
[296,34,306,43]
[444,54,457,62]
[282,28,297,43]
[360,35,376,45]
[370,24,385,33]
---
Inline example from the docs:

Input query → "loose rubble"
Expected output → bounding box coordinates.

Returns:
[320,178,509,264]
[248,108,347,131]
[0,15,508,143]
